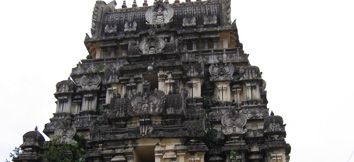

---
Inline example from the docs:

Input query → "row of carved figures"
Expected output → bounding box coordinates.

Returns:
[106,0,216,9]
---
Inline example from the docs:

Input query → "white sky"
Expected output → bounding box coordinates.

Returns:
[0,0,353,161]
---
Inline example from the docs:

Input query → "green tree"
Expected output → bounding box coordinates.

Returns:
[42,136,86,162]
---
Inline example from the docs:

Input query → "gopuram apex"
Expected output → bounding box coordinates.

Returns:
[14,0,291,162]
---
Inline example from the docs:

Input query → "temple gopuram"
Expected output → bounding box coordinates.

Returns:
[13,0,291,162]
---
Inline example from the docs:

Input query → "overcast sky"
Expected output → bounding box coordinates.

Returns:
[0,0,353,161]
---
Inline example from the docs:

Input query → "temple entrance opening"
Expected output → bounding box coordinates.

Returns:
[134,146,155,162]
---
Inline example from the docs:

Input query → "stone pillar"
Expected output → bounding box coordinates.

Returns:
[124,147,134,162]
[55,80,75,113]
[209,63,234,103]
[187,78,202,98]
[177,152,186,162]
[221,109,248,162]
[56,96,72,113]
[232,85,242,104]
[215,81,231,102]
[245,82,260,101]
[82,93,97,111]
[267,149,286,162]
[105,87,115,104]
[165,74,175,94]
[155,144,164,162]
[158,71,168,94]
[126,78,137,97]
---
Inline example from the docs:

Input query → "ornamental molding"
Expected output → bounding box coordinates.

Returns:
[139,36,166,54]
[209,63,235,81]
[77,75,101,91]
[129,90,166,116]
[145,1,174,26]
[221,110,247,135]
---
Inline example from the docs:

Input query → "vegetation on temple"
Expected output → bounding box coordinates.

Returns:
[13,0,291,161]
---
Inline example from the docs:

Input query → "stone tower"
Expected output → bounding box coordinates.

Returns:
[15,0,291,162]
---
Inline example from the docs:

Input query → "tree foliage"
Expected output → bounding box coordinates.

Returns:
[42,135,86,162]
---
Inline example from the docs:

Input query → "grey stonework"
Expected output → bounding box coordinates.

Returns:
[15,0,291,162]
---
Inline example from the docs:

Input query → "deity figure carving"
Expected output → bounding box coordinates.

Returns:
[139,36,166,54]
[129,90,166,116]
[264,112,286,134]
[209,63,235,81]
[124,21,137,32]
[183,17,196,27]
[204,15,218,25]
[56,80,75,93]
[145,1,174,26]
[140,124,154,136]
[104,24,117,34]
[77,75,101,91]
[221,110,247,135]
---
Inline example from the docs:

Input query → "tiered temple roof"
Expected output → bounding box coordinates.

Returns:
[14,1,291,162]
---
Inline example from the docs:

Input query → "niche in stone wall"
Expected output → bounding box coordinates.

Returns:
[143,73,158,92]
[57,96,70,113]
[135,146,155,162]
[82,94,97,111]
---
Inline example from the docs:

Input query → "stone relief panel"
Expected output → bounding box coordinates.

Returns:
[129,90,166,116]
[108,97,130,119]
[104,62,124,84]
[139,118,154,136]
[72,63,103,76]
[203,15,218,25]
[104,24,117,34]
[124,21,137,32]
[76,75,101,91]
[183,17,196,27]
[184,120,205,137]
[239,66,262,80]
[185,64,202,78]
[264,113,286,134]
[221,110,247,135]
[139,36,166,55]
[209,63,235,81]
[241,108,268,120]
[165,94,184,115]
[56,80,75,93]
[145,2,174,26]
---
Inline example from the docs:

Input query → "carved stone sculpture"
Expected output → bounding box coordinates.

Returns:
[129,90,166,116]
[221,110,247,135]
[139,36,166,54]
[56,80,75,93]
[16,1,292,162]
[77,75,101,91]
[204,15,218,25]
[124,21,137,32]
[145,1,174,26]
[209,63,235,81]
[183,17,196,27]
[104,24,117,34]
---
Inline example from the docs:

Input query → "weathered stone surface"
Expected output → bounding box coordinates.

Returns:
[15,0,291,162]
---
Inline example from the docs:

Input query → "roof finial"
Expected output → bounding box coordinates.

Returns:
[143,0,148,6]
[271,111,274,116]
[122,0,127,8]
[35,126,38,131]
[132,0,137,8]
